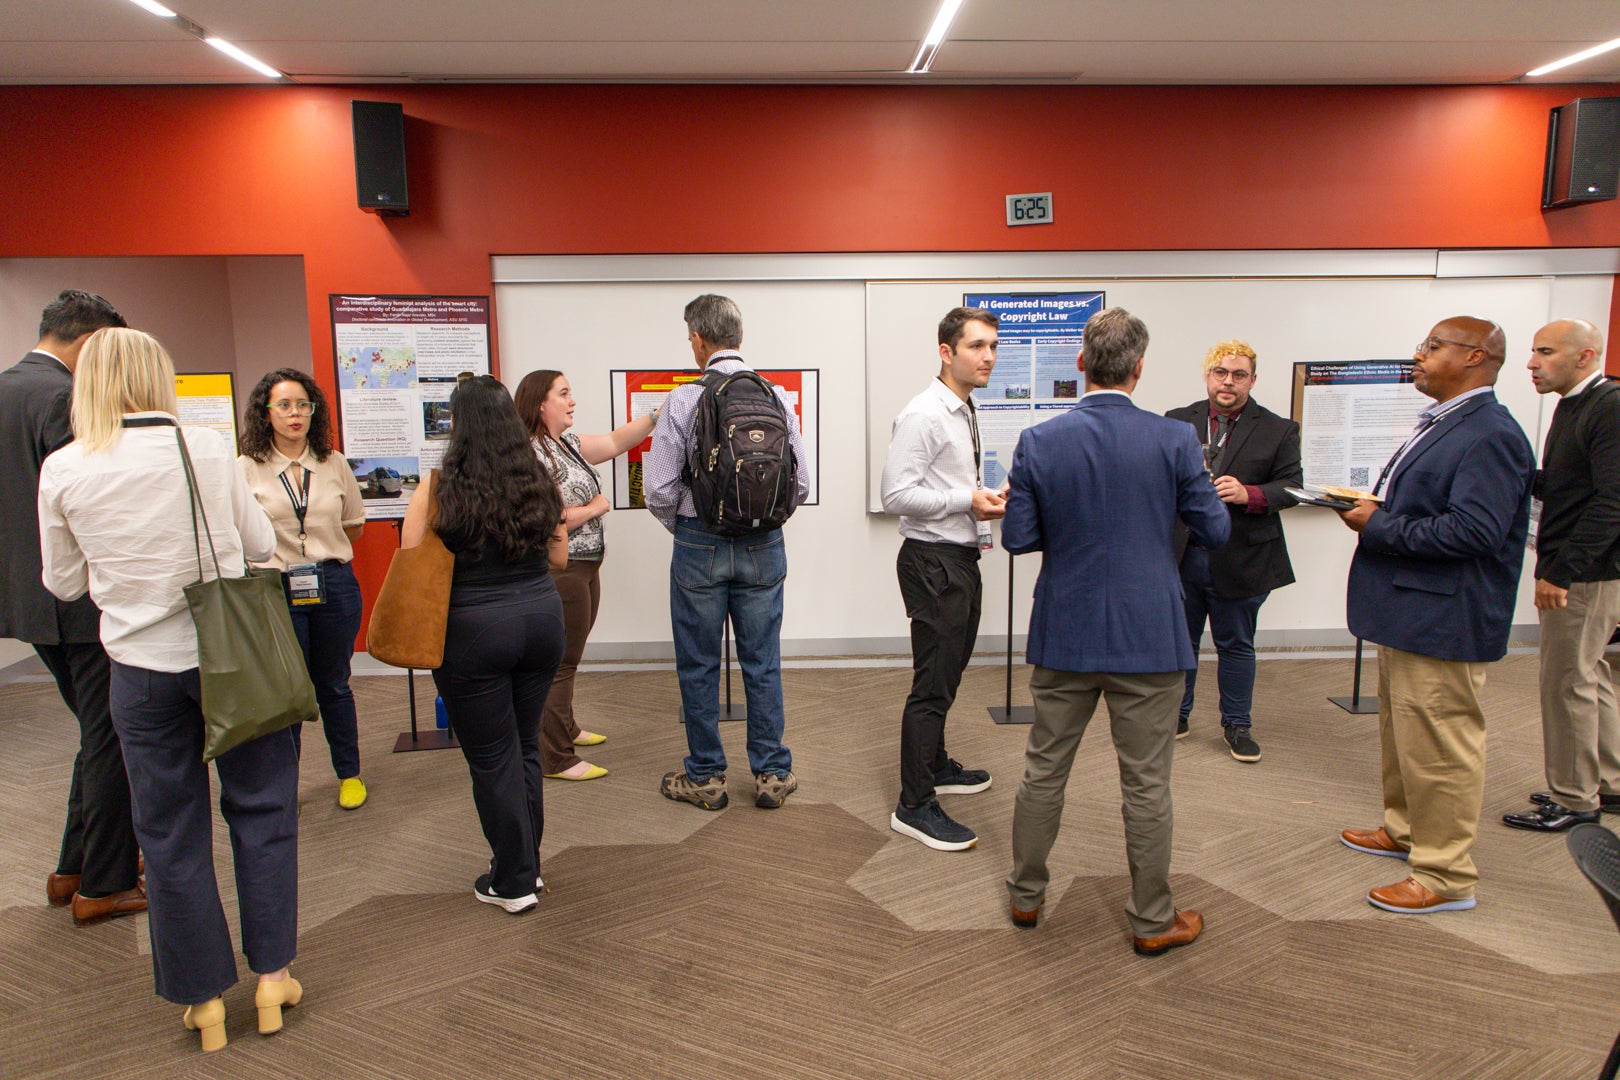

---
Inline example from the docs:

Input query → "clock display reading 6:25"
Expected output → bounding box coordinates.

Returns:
[1006,192,1053,226]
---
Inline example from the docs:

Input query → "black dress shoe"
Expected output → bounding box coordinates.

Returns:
[1530,790,1620,813]
[1503,802,1601,832]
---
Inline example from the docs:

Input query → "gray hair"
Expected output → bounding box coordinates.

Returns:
[684,294,743,349]
[1081,307,1149,387]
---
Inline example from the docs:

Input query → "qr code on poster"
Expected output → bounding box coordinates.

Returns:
[1349,467,1370,488]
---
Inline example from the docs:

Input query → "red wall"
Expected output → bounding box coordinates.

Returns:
[4,82,1619,621]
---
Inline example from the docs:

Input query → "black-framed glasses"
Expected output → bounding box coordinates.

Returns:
[269,400,316,415]
[1209,366,1253,383]
[1416,337,1483,355]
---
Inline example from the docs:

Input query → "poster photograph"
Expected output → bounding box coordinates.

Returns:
[1290,360,1429,491]
[963,291,1105,489]
[608,369,820,511]
[329,294,491,519]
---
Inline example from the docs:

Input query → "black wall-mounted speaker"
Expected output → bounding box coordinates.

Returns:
[1543,97,1620,211]
[352,100,409,216]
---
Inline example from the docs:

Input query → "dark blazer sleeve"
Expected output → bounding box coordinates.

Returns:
[1002,427,1042,554]
[1540,387,1620,587]
[40,385,73,456]
[1255,417,1303,511]
[1360,422,1534,560]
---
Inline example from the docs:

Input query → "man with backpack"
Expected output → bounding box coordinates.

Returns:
[880,307,1005,851]
[646,294,809,811]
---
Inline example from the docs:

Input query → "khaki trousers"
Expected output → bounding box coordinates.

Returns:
[1007,666,1182,938]
[1539,578,1620,812]
[1377,645,1488,899]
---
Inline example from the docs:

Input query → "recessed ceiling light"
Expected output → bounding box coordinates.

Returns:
[908,0,966,74]
[1526,36,1620,78]
[126,0,177,15]
[205,37,283,80]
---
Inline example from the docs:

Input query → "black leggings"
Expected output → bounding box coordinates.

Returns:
[432,578,566,898]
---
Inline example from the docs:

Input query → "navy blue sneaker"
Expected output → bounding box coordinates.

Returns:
[891,798,978,851]
[933,758,992,795]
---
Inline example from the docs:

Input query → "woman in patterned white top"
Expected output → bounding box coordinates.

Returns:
[514,370,659,780]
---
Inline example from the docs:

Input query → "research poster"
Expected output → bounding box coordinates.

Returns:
[174,372,237,448]
[1290,360,1429,490]
[963,292,1105,488]
[329,295,491,520]
[607,369,820,511]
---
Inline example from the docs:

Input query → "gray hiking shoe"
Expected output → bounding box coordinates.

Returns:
[661,771,728,810]
[754,772,798,809]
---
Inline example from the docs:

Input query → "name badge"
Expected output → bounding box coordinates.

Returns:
[976,518,994,552]
[286,562,327,606]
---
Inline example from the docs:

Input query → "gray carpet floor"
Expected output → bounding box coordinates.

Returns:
[1,653,1617,1078]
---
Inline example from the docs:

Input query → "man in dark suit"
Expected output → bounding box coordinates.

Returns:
[1335,316,1534,913]
[0,290,144,924]
[1166,340,1301,762]
[1503,319,1620,832]
[1003,307,1229,956]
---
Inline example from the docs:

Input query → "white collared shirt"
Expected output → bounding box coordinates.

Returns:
[1565,369,1607,399]
[38,413,275,672]
[881,378,981,546]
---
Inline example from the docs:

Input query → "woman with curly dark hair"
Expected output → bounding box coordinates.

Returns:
[237,368,370,810]
[401,376,567,913]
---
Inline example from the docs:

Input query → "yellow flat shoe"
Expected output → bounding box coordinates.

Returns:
[338,777,367,810]
[181,997,227,1052]
[572,731,607,747]
[544,762,608,781]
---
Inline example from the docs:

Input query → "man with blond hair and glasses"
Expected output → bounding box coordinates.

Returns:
[1335,317,1534,913]
[1166,340,1301,763]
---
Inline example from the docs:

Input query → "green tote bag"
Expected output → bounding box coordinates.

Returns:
[169,422,318,761]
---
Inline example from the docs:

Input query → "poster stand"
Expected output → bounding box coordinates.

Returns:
[987,550,1035,725]
[720,619,746,722]
[1328,638,1380,714]
[385,519,459,752]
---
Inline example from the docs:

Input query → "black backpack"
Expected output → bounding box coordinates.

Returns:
[681,367,799,537]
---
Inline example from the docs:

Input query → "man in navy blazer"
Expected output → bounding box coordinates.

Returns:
[1002,307,1229,957]
[1336,316,1534,914]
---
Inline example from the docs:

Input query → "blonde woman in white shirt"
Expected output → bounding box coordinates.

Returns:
[38,328,302,1052]
[238,368,369,810]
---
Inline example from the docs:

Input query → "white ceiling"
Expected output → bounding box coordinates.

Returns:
[1,1,1619,86]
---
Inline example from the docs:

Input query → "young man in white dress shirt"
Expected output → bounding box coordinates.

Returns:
[880,307,1006,851]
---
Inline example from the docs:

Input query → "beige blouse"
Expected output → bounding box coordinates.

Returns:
[237,445,367,571]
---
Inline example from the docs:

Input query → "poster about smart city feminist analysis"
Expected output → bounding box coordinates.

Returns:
[330,295,491,520]
[963,292,1105,489]
[608,368,820,511]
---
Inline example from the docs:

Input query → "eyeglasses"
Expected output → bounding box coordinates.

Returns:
[1416,337,1483,355]
[269,400,316,415]
[1209,366,1253,384]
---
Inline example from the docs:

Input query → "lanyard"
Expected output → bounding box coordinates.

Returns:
[547,434,602,497]
[1371,397,1467,496]
[279,465,312,556]
[966,398,982,486]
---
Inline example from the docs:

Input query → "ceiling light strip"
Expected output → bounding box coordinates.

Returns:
[123,0,284,79]
[908,0,965,74]
[1526,36,1620,78]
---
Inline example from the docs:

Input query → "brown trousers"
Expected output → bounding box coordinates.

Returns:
[1538,578,1620,812]
[540,557,602,774]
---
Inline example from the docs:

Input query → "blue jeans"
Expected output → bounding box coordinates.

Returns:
[670,517,792,780]
[1180,549,1268,730]
[287,559,363,779]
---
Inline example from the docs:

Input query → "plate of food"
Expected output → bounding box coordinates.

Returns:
[1285,484,1384,510]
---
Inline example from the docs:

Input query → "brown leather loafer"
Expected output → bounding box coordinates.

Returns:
[1010,901,1040,929]
[1366,876,1475,913]
[47,872,80,907]
[72,884,148,927]
[1339,826,1409,859]
[1133,909,1202,956]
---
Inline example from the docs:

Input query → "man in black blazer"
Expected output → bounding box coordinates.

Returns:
[1335,316,1534,913]
[0,290,144,923]
[1504,319,1620,832]
[1167,340,1301,764]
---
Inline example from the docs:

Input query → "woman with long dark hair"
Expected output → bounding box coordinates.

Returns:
[513,369,658,781]
[238,368,370,809]
[39,328,300,1051]
[400,376,567,913]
